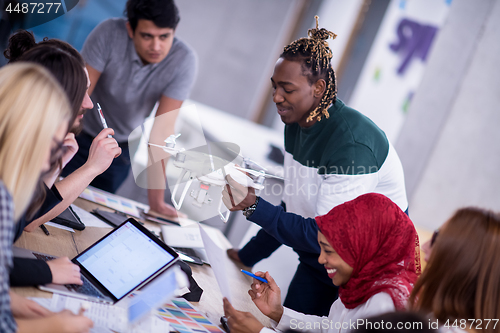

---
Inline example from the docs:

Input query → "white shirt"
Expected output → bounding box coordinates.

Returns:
[282,142,408,218]
[260,292,395,333]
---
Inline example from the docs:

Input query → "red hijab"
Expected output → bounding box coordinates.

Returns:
[315,193,420,310]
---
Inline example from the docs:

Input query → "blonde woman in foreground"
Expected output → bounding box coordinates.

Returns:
[0,63,93,332]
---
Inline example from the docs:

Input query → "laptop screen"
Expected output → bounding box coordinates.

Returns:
[75,221,176,299]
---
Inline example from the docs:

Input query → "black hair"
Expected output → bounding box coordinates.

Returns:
[39,37,85,67]
[4,30,87,219]
[125,0,180,32]
[4,30,86,127]
[2,28,36,61]
[280,16,337,123]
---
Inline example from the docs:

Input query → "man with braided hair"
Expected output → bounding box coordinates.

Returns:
[222,16,408,316]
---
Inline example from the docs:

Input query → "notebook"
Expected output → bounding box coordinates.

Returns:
[39,218,179,304]
[51,205,85,230]
[160,225,217,264]
[91,208,129,228]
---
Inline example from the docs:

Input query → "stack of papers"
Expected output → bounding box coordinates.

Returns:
[160,224,224,264]
[163,223,234,303]
[31,294,168,333]
[161,225,223,249]
[30,295,223,333]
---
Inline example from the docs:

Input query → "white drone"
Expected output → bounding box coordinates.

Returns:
[148,134,282,222]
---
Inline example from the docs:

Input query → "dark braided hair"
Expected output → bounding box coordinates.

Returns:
[281,16,337,123]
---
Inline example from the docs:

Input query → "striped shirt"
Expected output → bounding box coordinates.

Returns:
[282,98,408,217]
[0,180,16,333]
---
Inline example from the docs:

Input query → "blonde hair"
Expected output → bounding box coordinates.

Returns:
[0,63,70,220]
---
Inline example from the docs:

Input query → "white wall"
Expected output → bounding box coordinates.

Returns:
[396,0,500,231]
[175,0,304,121]
[349,0,451,142]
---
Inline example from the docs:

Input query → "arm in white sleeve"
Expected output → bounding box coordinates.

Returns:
[275,307,327,333]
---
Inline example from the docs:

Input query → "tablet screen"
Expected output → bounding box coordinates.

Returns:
[76,221,176,299]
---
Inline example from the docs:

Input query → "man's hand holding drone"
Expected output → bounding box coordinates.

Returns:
[222,175,257,211]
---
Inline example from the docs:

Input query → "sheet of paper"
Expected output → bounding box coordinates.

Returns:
[30,297,51,309]
[45,222,75,232]
[128,265,187,324]
[161,225,222,248]
[70,205,111,228]
[30,294,169,333]
[199,224,232,302]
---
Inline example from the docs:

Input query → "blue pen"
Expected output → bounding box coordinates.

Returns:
[241,269,268,283]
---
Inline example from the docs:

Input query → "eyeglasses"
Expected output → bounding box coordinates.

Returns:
[430,229,439,247]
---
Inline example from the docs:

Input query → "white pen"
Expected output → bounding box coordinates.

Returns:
[97,103,112,138]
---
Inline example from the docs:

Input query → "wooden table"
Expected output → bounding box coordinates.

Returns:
[12,198,271,328]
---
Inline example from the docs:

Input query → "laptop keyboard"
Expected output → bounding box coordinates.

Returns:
[31,252,105,299]
[33,253,56,261]
[65,276,105,298]
[32,252,105,299]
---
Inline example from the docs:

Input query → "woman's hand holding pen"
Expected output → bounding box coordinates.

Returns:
[248,271,283,323]
[84,128,121,176]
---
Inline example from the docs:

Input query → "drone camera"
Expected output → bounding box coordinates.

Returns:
[190,182,212,207]
[175,153,186,163]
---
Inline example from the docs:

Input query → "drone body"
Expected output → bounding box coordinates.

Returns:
[148,134,278,222]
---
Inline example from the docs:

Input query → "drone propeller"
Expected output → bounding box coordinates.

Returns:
[233,166,284,180]
[165,133,181,147]
[147,142,184,155]
[148,143,165,149]
[242,157,267,172]
[223,147,269,171]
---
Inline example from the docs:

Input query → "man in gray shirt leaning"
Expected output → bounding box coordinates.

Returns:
[62,0,197,217]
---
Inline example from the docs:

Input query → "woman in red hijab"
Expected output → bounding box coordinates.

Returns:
[224,193,420,333]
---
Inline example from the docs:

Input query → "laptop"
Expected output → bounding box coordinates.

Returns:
[22,218,179,304]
